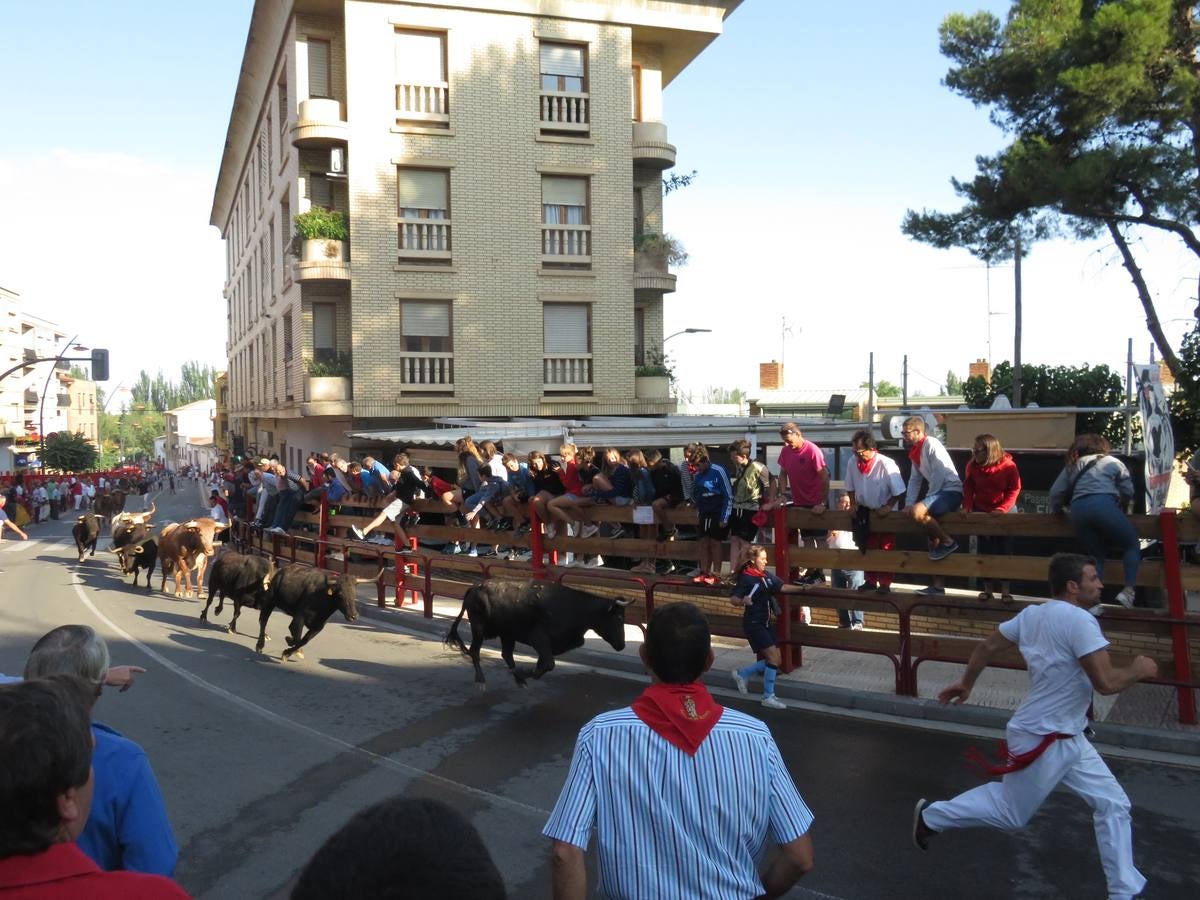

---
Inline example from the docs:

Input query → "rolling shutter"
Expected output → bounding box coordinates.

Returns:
[401,301,450,337]
[541,176,587,207]
[540,43,585,78]
[313,303,337,350]
[543,303,589,353]
[397,169,448,212]
[308,39,331,98]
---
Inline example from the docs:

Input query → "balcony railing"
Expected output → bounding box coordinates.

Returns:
[540,90,589,132]
[396,82,449,125]
[22,348,35,363]
[398,220,452,260]
[541,224,591,264]
[400,352,454,391]
[543,354,592,392]
[23,389,37,405]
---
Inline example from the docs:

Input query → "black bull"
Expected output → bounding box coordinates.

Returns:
[71,514,100,562]
[444,580,630,687]
[255,565,381,661]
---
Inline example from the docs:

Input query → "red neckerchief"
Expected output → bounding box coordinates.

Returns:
[741,565,767,578]
[907,437,926,467]
[856,454,876,475]
[965,733,1073,777]
[632,682,724,756]
[686,462,698,475]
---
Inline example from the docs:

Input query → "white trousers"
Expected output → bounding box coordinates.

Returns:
[924,731,1145,899]
[73,495,82,510]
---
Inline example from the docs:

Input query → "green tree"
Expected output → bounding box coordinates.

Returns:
[964,361,1125,440]
[945,370,964,396]
[41,432,99,472]
[902,0,1200,382]
[862,380,902,398]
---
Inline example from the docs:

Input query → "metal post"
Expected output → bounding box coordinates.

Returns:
[1158,511,1196,724]
[1013,233,1023,408]
[902,354,908,409]
[530,501,546,578]
[1125,338,1134,456]
[866,352,876,428]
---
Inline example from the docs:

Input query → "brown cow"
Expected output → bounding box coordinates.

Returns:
[179,517,229,595]
[157,522,208,598]
[93,490,127,522]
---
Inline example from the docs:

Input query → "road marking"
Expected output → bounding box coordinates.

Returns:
[70,572,551,819]
[2,537,69,553]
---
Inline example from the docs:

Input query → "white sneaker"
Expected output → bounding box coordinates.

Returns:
[584,556,604,568]
[731,669,748,695]
[581,523,599,538]
[761,695,786,710]
[349,525,365,541]
[1115,587,1136,609]
[563,553,575,566]
[544,524,556,538]
[798,606,811,625]
[467,547,478,558]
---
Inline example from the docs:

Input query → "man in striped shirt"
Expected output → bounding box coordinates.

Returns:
[544,603,815,899]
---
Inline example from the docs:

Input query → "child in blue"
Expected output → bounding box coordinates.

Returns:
[730,544,797,710]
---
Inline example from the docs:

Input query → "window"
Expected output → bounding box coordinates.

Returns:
[541,176,590,260]
[280,197,291,266]
[258,130,268,208]
[307,174,332,209]
[539,43,588,132]
[400,301,451,352]
[268,218,276,296]
[277,77,288,138]
[313,302,337,363]
[634,307,645,366]
[543,303,592,390]
[633,187,644,238]
[394,30,448,124]
[397,168,450,258]
[283,310,293,359]
[308,38,331,99]
[540,43,586,93]
[631,65,642,122]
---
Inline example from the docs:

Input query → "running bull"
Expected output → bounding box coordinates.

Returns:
[444,579,631,687]
[255,565,381,661]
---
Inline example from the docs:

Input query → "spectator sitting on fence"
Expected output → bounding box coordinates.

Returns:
[463,440,507,526]
[547,444,593,564]
[527,451,565,537]
[964,433,1022,604]
[254,459,279,527]
[727,439,770,579]
[843,429,906,595]
[350,452,423,549]
[902,416,964,595]
[1049,433,1139,612]
[585,448,633,539]
[627,450,659,574]
[499,453,537,539]
[266,462,309,535]
[291,796,506,900]
[691,444,733,586]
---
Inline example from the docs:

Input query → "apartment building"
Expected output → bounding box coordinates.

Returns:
[211,0,740,469]
[0,290,73,471]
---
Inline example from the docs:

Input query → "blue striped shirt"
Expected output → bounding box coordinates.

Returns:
[543,706,814,899]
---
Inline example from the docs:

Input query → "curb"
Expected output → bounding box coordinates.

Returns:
[360,602,1200,759]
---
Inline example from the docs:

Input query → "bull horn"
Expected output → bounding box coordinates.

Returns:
[354,566,387,585]
[614,597,632,607]
[146,502,156,516]
[131,545,144,554]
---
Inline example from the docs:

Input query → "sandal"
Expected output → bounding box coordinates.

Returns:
[977,592,993,602]
[1000,593,1015,605]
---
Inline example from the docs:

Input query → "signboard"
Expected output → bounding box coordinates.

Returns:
[1135,363,1174,514]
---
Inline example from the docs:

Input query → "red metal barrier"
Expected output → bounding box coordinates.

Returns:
[1157,510,1197,724]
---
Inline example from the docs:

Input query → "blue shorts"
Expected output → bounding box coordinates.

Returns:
[744,622,777,653]
[922,490,963,519]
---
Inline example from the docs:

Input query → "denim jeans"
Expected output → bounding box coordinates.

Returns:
[1069,493,1140,585]
[832,567,864,626]
[270,489,303,531]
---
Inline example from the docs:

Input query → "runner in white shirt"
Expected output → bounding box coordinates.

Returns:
[912,553,1158,900]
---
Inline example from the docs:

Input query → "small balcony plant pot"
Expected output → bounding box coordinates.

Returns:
[302,239,345,263]
[306,376,351,402]
[635,374,670,400]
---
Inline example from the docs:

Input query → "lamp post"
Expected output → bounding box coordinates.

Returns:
[663,327,712,344]
[38,335,87,453]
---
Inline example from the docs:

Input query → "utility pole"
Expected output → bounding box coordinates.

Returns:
[867,352,876,428]
[1125,338,1134,455]
[1013,232,1023,408]
[902,354,909,409]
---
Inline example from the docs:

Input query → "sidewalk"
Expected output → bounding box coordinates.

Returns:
[363,589,1200,759]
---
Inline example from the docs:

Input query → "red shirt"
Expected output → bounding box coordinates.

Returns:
[0,842,190,899]
[963,453,1021,512]
[560,460,583,495]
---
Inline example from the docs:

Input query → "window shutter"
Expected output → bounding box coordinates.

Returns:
[402,301,450,337]
[543,304,588,353]
[397,169,448,211]
[540,43,585,77]
[308,175,332,208]
[308,39,331,98]
[313,303,336,349]
[541,176,587,207]
[395,30,444,83]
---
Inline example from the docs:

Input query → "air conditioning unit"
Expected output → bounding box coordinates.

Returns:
[327,146,347,178]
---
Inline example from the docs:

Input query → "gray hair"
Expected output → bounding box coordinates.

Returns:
[23,625,110,686]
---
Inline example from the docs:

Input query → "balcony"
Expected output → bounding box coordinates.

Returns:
[398,220,452,263]
[23,389,37,405]
[300,374,352,417]
[395,82,449,126]
[22,348,35,363]
[540,91,589,133]
[543,354,592,393]
[294,238,350,282]
[632,121,676,169]
[56,393,70,408]
[400,352,454,392]
[541,225,591,266]
[291,98,348,147]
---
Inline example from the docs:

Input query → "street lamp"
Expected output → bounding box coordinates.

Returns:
[663,327,712,343]
[39,335,87,453]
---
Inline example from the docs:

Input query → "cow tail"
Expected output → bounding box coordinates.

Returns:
[443,592,472,655]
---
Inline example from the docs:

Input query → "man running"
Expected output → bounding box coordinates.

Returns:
[912,553,1157,900]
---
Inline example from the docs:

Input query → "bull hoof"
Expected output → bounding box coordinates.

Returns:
[226,624,237,634]
[475,682,487,693]
[199,613,207,622]
[284,636,296,647]
[282,649,304,662]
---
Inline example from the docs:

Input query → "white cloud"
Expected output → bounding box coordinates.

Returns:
[0,149,227,393]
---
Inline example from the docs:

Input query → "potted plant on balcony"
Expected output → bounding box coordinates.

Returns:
[635,346,673,400]
[634,232,688,271]
[305,352,353,402]
[293,207,348,263]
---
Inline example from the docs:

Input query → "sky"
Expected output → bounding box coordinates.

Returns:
[1,0,1196,403]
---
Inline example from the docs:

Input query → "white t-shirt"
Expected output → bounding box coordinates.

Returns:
[844,454,905,509]
[999,599,1109,736]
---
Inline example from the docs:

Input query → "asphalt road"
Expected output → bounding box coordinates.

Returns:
[1,486,1198,899]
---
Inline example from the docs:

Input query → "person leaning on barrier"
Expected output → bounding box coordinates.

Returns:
[545,602,815,900]
[842,429,905,595]
[963,433,1021,604]
[901,416,964,591]
[291,797,506,900]
[23,625,179,878]
[0,676,190,899]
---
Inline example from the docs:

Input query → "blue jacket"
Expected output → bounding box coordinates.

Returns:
[693,463,733,522]
[731,570,784,627]
[77,722,178,876]
[591,464,633,500]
